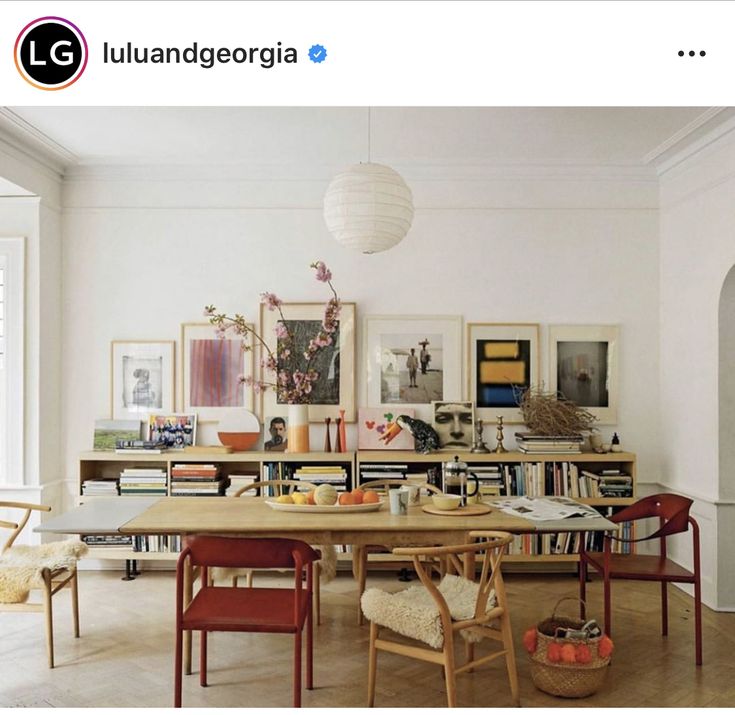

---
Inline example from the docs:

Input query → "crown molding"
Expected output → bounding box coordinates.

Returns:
[0,107,76,174]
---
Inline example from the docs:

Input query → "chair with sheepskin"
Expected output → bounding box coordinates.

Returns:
[213,480,337,625]
[0,501,88,668]
[361,531,519,708]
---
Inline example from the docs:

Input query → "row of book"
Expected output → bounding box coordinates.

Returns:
[132,535,181,552]
[506,521,633,556]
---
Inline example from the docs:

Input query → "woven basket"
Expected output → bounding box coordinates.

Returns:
[529,597,610,698]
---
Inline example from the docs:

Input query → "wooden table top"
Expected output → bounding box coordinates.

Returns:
[117,497,614,547]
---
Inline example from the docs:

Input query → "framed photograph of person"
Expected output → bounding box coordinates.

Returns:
[467,323,540,424]
[548,324,619,424]
[148,413,197,449]
[263,415,288,452]
[181,323,254,423]
[110,340,175,420]
[260,302,356,423]
[432,400,475,451]
[364,315,463,419]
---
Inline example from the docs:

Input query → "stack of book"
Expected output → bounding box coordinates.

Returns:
[171,463,228,496]
[226,472,259,496]
[293,465,348,491]
[360,463,408,482]
[119,468,167,495]
[580,469,633,498]
[115,439,167,454]
[469,465,506,497]
[82,478,119,496]
[515,433,584,454]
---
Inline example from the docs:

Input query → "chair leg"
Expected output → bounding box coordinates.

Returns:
[694,574,703,666]
[464,641,474,672]
[661,582,668,636]
[443,641,457,707]
[71,569,80,638]
[174,627,183,707]
[579,558,587,619]
[500,611,521,706]
[306,590,314,690]
[356,547,367,625]
[367,621,378,707]
[41,568,54,669]
[314,562,322,626]
[200,631,208,687]
[293,630,302,707]
[183,561,193,675]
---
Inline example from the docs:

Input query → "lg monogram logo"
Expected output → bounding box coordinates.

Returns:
[14,17,88,90]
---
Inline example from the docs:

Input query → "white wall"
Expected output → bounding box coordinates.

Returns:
[60,165,662,503]
[660,130,735,609]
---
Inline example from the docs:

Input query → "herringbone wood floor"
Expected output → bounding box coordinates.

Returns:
[1,569,733,708]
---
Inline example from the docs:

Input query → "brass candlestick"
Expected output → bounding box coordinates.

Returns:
[493,416,508,453]
[471,419,491,453]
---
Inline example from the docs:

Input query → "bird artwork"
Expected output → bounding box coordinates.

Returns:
[379,415,440,454]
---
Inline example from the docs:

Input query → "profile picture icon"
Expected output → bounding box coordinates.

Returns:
[15,17,88,90]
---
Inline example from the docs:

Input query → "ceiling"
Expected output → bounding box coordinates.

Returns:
[1,107,728,173]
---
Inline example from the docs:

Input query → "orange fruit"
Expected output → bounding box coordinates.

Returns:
[351,489,365,505]
[306,490,316,505]
[363,490,380,504]
[339,492,355,506]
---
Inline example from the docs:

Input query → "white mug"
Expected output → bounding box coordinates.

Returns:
[400,484,420,506]
[389,488,408,515]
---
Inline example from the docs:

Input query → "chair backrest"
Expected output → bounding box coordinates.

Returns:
[0,501,51,553]
[362,479,442,495]
[232,479,317,498]
[611,493,693,541]
[180,535,320,569]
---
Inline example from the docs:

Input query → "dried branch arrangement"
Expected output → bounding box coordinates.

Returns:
[517,386,598,436]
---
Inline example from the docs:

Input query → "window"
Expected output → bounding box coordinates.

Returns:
[0,238,24,485]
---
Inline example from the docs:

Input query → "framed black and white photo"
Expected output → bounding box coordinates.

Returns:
[260,302,356,423]
[111,341,174,420]
[364,315,463,420]
[432,400,475,451]
[467,323,540,424]
[549,325,619,424]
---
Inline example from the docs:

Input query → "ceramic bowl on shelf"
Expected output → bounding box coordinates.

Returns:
[431,493,463,511]
[216,410,260,451]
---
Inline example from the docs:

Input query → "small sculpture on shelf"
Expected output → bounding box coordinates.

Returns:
[324,417,332,452]
[471,419,491,454]
[334,418,343,453]
[379,415,440,454]
[493,416,508,454]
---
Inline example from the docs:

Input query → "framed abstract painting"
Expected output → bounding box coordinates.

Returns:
[181,323,254,423]
[260,302,356,423]
[548,324,619,424]
[467,323,539,424]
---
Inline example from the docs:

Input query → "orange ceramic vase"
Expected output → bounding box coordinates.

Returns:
[287,404,310,453]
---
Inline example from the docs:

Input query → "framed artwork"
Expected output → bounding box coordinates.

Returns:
[358,407,416,450]
[147,413,197,449]
[364,315,463,415]
[548,324,619,424]
[263,415,288,452]
[93,419,142,451]
[432,400,475,451]
[260,302,356,423]
[467,323,540,424]
[181,323,254,423]
[110,340,174,420]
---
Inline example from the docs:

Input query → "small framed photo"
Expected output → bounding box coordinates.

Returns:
[147,413,197,449]
[111,341,175,420]
[467,323,540,424]
[93,419,142,451]
[432,400,475,451]
[182,323,254,423]
[358,407,416,450]
[549,325,619,424]
[260,302,356,423]
[263,415,288,452]
[364,315,463,420]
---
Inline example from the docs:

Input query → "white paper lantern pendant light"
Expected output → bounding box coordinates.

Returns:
[323,109,414,254]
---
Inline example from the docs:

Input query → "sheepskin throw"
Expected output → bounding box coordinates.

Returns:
[0,541,87,604]
[361,574,495,649]
[211,543,337,584]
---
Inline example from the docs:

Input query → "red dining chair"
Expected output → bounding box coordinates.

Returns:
[174,536,319,707]
[579,493,702,665]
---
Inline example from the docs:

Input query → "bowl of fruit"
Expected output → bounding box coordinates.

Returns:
[265,484,383,513]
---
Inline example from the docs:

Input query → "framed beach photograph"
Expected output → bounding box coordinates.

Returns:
[549,324,619,424]
[181,323,254,423]
[467,323,540,424]
[364,315,463,416]
[260,302,356,423]
[147,413,197,449]
[110,340,174,420]
[432,400,475,451]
